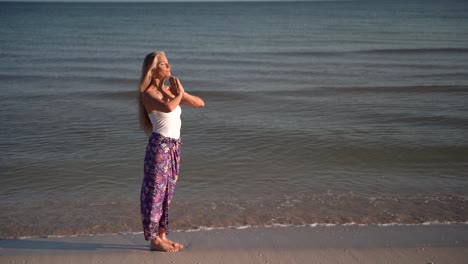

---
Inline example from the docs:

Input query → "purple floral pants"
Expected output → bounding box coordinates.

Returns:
[140,132,181,241]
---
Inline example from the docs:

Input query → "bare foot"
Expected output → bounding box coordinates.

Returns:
[161,237,184,250]
[150,238,178,252]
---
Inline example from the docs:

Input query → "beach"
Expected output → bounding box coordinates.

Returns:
[1,224,468,263]
[1,1,468,262]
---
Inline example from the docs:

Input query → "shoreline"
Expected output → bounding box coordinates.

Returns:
[1,224,467,264]
[4,221,468,241]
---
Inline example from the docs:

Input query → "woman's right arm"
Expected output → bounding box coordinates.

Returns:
[142,88,184,113]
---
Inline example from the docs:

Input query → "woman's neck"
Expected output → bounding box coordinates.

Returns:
[151,77,165,91]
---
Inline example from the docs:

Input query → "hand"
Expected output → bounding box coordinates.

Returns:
[169,76,185,96]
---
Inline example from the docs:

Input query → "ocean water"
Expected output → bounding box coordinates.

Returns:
[1,0,468,238]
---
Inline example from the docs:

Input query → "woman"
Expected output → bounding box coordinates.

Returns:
[138,51,204,252]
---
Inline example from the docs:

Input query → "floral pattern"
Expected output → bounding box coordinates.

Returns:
[140,132,181,241]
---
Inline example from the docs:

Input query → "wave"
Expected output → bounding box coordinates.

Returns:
[93,84,464,102]
[2,192,467,240]
[410,72,468,79]
[8,221,468,240]
[179,221,468,233]
[68,84,466,103]
[241,85,468,94]
[269,85,468,95]
[356,47,468,55]
[197,47,468,60]
[75,90,137,100]
[0,73,137,87]
[2,90,133,103]
[370,112,468,128]
[197,47,468,58]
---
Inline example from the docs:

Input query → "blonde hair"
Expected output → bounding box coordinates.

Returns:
[138,51,166,136]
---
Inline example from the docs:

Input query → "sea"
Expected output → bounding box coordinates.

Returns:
[1,0,467,239]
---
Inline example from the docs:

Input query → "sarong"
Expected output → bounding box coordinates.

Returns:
[140,132,181,241]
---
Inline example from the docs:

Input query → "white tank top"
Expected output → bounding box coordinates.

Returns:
[147,105,182,139]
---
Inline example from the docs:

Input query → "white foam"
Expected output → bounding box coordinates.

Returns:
[176,220,468,234]
[8,221,468,240]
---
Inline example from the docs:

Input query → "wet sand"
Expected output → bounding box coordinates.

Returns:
[1,224,467,264]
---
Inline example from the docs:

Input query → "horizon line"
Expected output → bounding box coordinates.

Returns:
[0,0,349,3]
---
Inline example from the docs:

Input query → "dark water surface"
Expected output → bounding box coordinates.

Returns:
[1,0,467,238]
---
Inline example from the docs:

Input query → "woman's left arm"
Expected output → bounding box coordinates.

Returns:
[181,92,205,108]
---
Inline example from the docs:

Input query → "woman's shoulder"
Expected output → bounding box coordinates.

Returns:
[143,86,163,99]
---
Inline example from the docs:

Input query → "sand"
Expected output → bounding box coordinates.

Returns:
[1,224,467,264]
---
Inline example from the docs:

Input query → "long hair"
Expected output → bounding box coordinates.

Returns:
[138,51,165,136]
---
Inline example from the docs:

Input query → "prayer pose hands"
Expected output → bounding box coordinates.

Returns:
[168,76,185,97]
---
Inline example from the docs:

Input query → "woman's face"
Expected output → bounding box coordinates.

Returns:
[153,55,171,79]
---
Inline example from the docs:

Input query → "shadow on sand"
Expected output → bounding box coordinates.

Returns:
[0,239,147,251]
